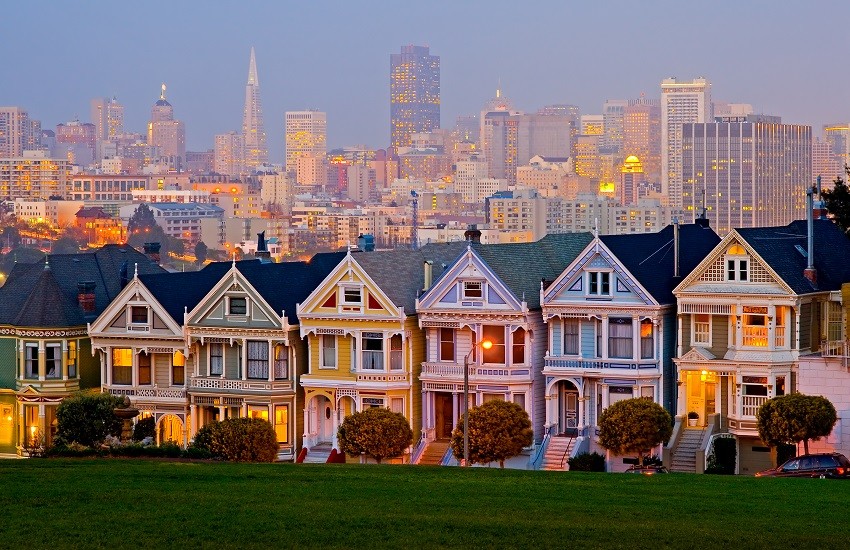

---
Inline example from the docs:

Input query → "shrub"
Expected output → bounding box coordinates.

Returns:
[451,400,533,468]
[338,407,413,463]
[56,393,124,447]
[192,418,278,462]
[568,452,606,472]
[598,398,672,467]
[705,437,737,475]
[132,417,156,441]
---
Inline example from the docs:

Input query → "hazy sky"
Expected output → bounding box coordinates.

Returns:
[2,1,848,161]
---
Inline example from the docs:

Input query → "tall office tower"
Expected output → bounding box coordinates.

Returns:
[516,114,572,166]
[390,45,440,154]
[91,97,124,161]
[285,110,327,173]
[620,155,644,205]
[682,115,811,235]
[56,119,97,165]
[623,96,661,185]
[812,137,842,185]
[602,99,628,153]
[242,47,268,170]
[539,104,580,159]
[454,159,488,203]
[482,111,520,184]
[147,84,186,170]
[0,107,32,157]
[580,115,603,136]
[214,131,245,177]
[823,123,850,175]
[661,77,711,207]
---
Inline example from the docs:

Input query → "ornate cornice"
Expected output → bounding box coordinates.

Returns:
[0,327,88,338]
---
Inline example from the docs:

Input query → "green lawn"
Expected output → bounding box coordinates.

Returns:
[0,460,842,549]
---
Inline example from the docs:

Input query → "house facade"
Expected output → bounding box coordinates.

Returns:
[670,219,850,474]
[540,223,719,471]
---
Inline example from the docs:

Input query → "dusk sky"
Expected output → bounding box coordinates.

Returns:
[2,1,848,161]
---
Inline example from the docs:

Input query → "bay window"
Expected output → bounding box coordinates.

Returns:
[439,328,455,362]
[274,345,288,379]
[640,319,654,359]
[138,352,151,385]
[362,333,384,370]
[25,343,38,379]
[321,335,336,368]
[210,343,224,376]
[112,348,132,385]
[172,351,185,386]
[67,340,77,378]
[390,335,403,371]
[608,317,633,359]
[563,319,579,356]
[742,307,768,347]
[512,328,526,365]
[693,314,711,346]
[45,344,61,379]
[247,340,269,379]
[482,325,506,364]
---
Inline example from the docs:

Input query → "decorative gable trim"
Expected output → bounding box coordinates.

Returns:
[186,266,282,329]
[678,347,717,362]
[89,278,182,336]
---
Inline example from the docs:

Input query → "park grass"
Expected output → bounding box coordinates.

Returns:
[0,459,843,549]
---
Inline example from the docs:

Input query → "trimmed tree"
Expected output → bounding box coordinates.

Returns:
[598,398,672,467]
[756,393,837,456]
[192,418,279,462]
[450,400,533,468]
[56,393,124,447]
[337,407,413,463]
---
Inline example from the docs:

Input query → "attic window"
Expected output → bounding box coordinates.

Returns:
[462,281,483,299]
[228,297,247,315]
[343,287,362,304]
[130,306,148,324]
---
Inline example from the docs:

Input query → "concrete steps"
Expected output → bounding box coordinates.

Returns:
[541,436,576,471]
[670,428,706,473]
[303,443,333,464]
[417,440,451,466]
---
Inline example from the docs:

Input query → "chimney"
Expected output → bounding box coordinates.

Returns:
[673,217,680,278]
[813,175,828,220]
[423,260,433,291]
[143,242,161,264]
[464,224,482,243]
[804,187,817,286]
[77,281,97,313]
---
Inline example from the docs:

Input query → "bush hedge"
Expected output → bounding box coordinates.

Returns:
[192,418,279,462]
[56,393,124,447]
[568,452,606,472]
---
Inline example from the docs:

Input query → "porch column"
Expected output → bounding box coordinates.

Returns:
[600,315,609,358]
[544,392,555,429]
[37,403,46,444]
[18,407,25,450]
[677,376,686,417]
[632,315,640,360]
[38,341,45,381]
[189,404,197,439]
[242,402,248,418]
[218,405,226,420]
[267,341,274,382]
[241,339,247,381]
[767,305,776,350]
[62,341,69,381]
[106,347,113,385]
[131,351,138,387]
[676,314,683,358]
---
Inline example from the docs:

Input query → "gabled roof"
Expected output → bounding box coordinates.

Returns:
[600,223,721,304]
[0,244,166,327]
[736,219,850,294]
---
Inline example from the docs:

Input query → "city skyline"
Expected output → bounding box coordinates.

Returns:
[2,1,849,161]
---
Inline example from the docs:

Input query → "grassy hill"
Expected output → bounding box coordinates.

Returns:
[0,459,842,548]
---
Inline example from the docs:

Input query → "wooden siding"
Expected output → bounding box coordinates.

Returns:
[708,315,730,358]
[405,316,424,443]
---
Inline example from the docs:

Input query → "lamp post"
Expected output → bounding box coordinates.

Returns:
[463,338,492,467]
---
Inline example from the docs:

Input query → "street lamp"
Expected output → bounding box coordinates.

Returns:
[463,338,492,467]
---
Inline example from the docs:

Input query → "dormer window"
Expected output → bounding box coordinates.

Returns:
[725,244,749,282]
[588,271,611,296]
[463,281,483,300]
[343,287,362,304]
[130,306,149,324]
[228,296,247,315]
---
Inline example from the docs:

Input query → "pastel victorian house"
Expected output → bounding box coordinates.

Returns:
[185,253,343,460]
[296,245,465,462]
[415,234,592,465]
[0,245,163,456]
[670,218,850,474]
[539,223,719,471]
[89,264,230,446]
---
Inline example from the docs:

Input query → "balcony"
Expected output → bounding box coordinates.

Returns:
[420,362,532,381]
[740,395,768,418]
[104,385,186,400]
[544,357,659,373]
[188,377,293,393]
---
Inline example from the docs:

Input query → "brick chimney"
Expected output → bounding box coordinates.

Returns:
[77,281,97,313]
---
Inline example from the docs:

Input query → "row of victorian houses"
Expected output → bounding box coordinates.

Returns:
[1,208,849,473]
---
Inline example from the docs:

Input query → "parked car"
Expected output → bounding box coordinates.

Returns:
[755,453,850,478]
[625,465,669,475]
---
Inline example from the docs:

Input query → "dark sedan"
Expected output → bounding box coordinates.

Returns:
[755,453,850,478]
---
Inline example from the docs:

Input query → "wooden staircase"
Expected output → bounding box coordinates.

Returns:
[541,436,576,471]
[670,428,706,473]
[303,443,333,464]
[417,440,451,466]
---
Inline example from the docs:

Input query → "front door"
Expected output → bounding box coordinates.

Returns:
[560,384,578,434]
[685,371,716,426]
[317,396,334,443]
[435,392,453,440]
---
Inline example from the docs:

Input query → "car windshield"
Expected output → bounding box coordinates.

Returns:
[837,455,850,468]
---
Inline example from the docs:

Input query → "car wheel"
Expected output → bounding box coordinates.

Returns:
[819,474,826,479]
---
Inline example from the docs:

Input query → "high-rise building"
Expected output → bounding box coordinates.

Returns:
[812,136,842,185]
[682,115,811,235]
[623,96,661,185]
[620,155,644,205]
[390,45,440,153]
[539,104,580,160]
[214,131,245,177]
[516,114,572,166]
[602,99,628,153]
[285,111,327,173]
[0,107,37,158]
[823,123,850,177]
[90,97,124,141]
[661,77,711,207]
[242,47,268,171]
[0,151,72,200]
[147,84,186,170]
[55,119,97,166]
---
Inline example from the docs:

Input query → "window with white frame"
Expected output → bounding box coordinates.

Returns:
[45,343,61,379]
[342,286,362,304]
[595,318,602,358]
[210,343,224,376]
[247,340,269,379]
[725,245,749,282]
[462,281,483,299]
[693,314,711,346]
[563,319,580,355]
[138,352,151,385]
[439,328,455,362]
[482,325,506,364]
[172,351,185,386]
[274,345,288,379]
[227,296,247,315]
[321,335,336,368]
[362,332,384,370]
[742,307,768,347]
[130,306,149,324]
[389,335,403,371]
[390,397,404,414]
[608,318,633,359]
[25,343,38,379]
[640,319,654,359]
[112,348,132,385]
[512,328,526,365]
[588,271,611,296]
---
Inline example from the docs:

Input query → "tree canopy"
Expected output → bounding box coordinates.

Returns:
[337,407,413,463]
[56,393,124,447]
[756,393,837,456]
[451,400,533,468]
[194,241,209,265]
[598,398,672,466]
[821,170,850,234]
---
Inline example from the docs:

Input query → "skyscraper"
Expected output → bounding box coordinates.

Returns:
[390,45,440,154]
[147,84,186,170]
[0,107,35,157]
[661,77,711,207]
[214,131,245,177]
[91,97,124,161]
[285,111,327,173]
[623,96,661,185]
[682,115,811,235]
[242,47,268,170]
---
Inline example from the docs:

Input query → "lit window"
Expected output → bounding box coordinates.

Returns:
[172,351,185,386]
[640,319,654,359]
[112,348,133,385]
[275,405,288,444]
[482,325,506,364]
[742,308,768,347]
[67,340,77,378]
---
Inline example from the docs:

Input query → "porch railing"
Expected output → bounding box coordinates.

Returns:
[104,385,186,400]
[544,357,659,371]
[741,395,768,417]
[742,326,768,347]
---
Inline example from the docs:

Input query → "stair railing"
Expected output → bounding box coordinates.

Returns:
[439,444,455,466]
[529,426,553,470]
[410,433,427,465]
[559,431,576,470]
